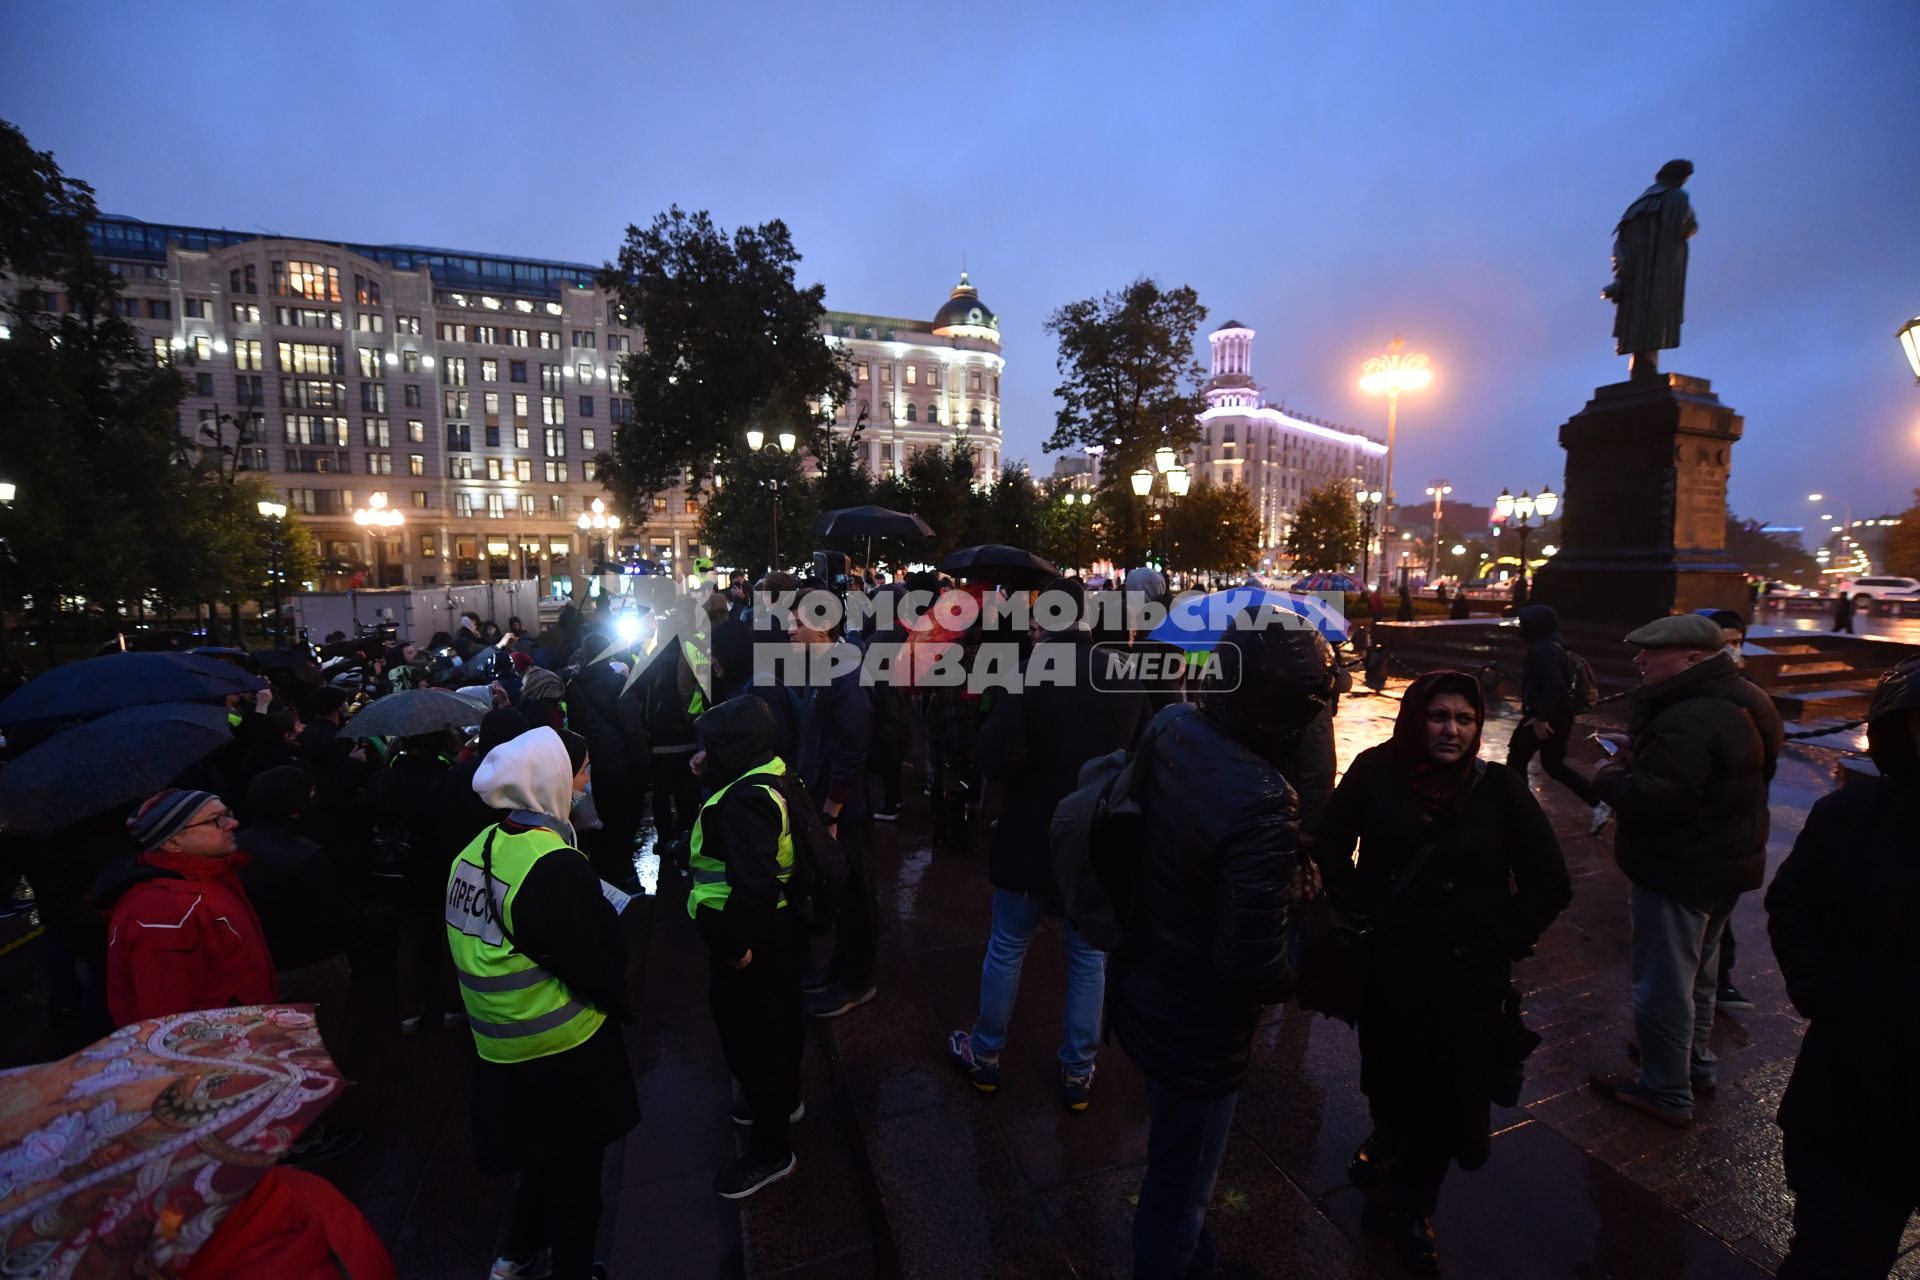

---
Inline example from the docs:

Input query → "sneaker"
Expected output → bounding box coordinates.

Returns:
[1589,802,1615,835]
[873,807,899,823]
[800,967,838,996]
[713,1151,797,1200]
[806,985,876,1018]
[1587,1073,1693,1128]
[441,1010,467,1029]
[732,1100,805,1127]
[399,1015,422,1036]
[488,1249,552,1280]
[1059,1064,1095,1112]
[1623,1041,1718,1093]
[1715,982,1754,1011]
[1391,1210,1441,1277]
[946,1030,1000,1093]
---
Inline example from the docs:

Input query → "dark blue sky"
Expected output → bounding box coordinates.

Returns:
[6,0,1916,534]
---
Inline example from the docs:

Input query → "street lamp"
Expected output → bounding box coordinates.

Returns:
[1425,481,1452,581]
[576,497,622,573]
[1359,337,1433,579]
[352,492,405,589]
[1354,482,1384,584]
[0,480,15,658]
[257,499,288,647]
[1492,485,1558,606]
[1898,316,1920,385]
[1061,489,1092,572]
[744,427,796,568]
[1130,465,1188,568]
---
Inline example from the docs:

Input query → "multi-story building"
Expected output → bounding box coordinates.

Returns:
[70,217,1006,591]
[1187,320,1386,558]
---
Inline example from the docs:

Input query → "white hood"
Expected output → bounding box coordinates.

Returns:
[473,725,575,836]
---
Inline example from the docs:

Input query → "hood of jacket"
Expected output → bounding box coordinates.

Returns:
[1516,605,1561,641]
[1196,616,1335,765]
[1390,668,1487,766]
[518,665,566,704]
[473,725,575,833]
[1868,656,1920,783]
[695,694,783,788]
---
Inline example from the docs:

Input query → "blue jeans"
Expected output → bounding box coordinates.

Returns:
[1630,884,1736,1113]
[971,889,1105,1074]
[1133,1079,1239,1280]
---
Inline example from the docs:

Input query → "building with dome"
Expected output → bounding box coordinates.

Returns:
[1187,320,1386,560]
[819,271,1006,481]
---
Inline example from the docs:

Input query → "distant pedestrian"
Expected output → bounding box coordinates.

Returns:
[1397,582,1414,622]
[1831,591,1855,634]
[1587,613,1773,1130]
[947,578,1149,1111]
[1114,618,1333,1280]
[1314,671,1570,1275]
[1767,657,1920,1279]
[1449,589,1471,620]
[1505,606,1607,828]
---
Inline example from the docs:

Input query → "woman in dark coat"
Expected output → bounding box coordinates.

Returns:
[1312,670,1570,1275]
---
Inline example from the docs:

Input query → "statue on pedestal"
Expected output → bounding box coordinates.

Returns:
[1603,160,1697,379]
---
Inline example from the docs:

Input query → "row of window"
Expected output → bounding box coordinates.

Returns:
[855,363,997,395]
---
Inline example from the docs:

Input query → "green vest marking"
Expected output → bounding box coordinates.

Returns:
[686,757,794,920]
[445,824,607,1063]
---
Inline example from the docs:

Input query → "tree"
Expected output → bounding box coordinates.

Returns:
[813,422,874,515]
[1043,278,1208,565]
[1721,510,1821,581]
[696,445,817,576]
[597,207,852,510]
[1885,489,1920,578]
[982,465,1045,552]
[904,433,983,559]
[1285,481,1361,572]
[1166,479,1261,576]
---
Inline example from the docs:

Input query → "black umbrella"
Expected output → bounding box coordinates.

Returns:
[936,544,1060,589]
[0,652,265,729]
[341,687,481,739]
[0,703,236,833]
[812,504,935,571]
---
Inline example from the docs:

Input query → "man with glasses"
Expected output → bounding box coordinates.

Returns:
[98,788,276,1026]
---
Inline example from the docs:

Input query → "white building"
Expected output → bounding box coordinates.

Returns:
[1188,320,1386,556]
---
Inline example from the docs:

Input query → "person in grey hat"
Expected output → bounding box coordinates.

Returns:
[1586,611,1779,1129]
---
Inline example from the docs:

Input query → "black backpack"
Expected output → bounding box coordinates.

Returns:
[1048,716,1170,954]
[1564,645,1599,714]
[769,771,848,936]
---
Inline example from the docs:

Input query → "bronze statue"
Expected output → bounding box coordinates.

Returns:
[1604,159,1697,378]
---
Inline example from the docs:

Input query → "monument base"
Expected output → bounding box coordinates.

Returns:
[1530,373,1750,626]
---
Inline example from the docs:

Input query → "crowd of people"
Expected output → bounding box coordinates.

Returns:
[1,567,1915,1279]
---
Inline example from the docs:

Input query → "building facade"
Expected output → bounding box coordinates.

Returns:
[1187,320,1386,557]
[72,217,1004,592]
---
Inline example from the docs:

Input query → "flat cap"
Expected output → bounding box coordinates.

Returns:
[1624,613,1726,650]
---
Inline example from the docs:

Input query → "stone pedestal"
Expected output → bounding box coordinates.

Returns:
[1530,373,1750,625]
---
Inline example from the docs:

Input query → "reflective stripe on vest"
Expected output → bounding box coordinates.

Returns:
[684,638,710,717]
[686,757,794,920]
[445,825,607,1063]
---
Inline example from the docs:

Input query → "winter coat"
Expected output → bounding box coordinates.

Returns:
[96,849,277,1027]
[689,697,796,965]
[567,659,648,783]
[795,638,873,823]
[975,633,1150,901]
[1110,704,1302,1098]
[1592,654,1776,907]
[1765,658,1920,1161]
[360,750,451,907]
[1516,606,1574,722]
[235,822,356,971]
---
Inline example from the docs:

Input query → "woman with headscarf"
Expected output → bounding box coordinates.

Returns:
[445,725,638,1280]
[1311,671,1570,1275]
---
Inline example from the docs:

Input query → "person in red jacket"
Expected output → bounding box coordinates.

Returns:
[98,788,277,1027]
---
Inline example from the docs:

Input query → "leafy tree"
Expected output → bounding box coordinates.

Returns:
[597,207,853,507]
[1042,279,1208,565]
[1166,479,1261,575]
[696,445,817,576]
[982,465,1045,553]
[814,423,874,514]
[1722,510,1820,580]
[904,433,983,559]
[1285,481,1361,572]
[1884,489,1920,578]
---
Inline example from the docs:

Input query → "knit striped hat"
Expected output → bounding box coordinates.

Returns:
[126,788,221,850]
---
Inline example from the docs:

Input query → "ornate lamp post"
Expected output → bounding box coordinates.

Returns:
[1354,482,1384,584]
[1425,481,1452,582]
[744,428,797,569]
[257,500,288,647]
[1493,485,1559,606]
[1061,489,1092,572]
[576,497,623,573]
[1130,461,1190,570]
[352,492,405,589]
[1898,316,1920,385]
[1359,337,1433,580]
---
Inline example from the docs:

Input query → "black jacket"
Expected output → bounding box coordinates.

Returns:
[1765,658,1920,1153]
[795,639,872,822]
[975,633,1149,900]
[690,696,795,965]
[235,821,357,971]
[1515,606,1573,722]
[1110,704,1302,1098]
[1592,654,1778,906]
[567,659,649,782]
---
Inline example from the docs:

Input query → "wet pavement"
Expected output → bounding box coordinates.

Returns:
[1,676,1915,1277]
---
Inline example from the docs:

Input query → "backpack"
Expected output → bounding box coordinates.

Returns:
[1564,646,1599,715]
[1048,717,1169,954]
[769,772,849,936]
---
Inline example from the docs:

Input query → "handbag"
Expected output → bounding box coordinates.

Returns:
[1293,835,1440,1026]
[1487,986,1543,1108]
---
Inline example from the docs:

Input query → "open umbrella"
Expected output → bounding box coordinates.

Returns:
[0,702,237,834]
[341,686,481,739]
[1291,572,1362,594]
[937,544,1060,590]
[1148,588,1353,651]
[0,652,264,729]
[0,1005,342,1277]
[813,504,934,571]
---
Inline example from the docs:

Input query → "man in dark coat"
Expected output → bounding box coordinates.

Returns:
[1587,613,1772,1129]
[1506,605,1604,820]
[566,653,649,888]
[1114,618,1333,1279]
[1767,656,1920,1278]
[946,579,1149,1110]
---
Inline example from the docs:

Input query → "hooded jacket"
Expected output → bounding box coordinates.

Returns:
[95,847,277,1027]
[1515,605,1573,722]
[1765,658,1920,1149]
[689,696,794,963]
[1592,653,1776,905]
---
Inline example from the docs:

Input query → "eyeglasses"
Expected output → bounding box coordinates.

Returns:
[177,808,236,834]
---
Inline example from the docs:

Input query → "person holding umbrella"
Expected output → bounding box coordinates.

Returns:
[95,789,276,1027]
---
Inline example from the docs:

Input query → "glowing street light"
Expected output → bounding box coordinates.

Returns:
[1154,444,1177,474]
[1898,316,1920,384]
[352,492,405,588]
[1359,337,1432,585]
[1492,485,1557,604]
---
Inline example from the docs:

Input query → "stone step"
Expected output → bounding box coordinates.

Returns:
[1771,686,1874,721]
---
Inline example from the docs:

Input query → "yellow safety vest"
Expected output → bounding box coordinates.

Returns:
[686,758,794,919]
[445,824,607,1063]
[683,638,710,717]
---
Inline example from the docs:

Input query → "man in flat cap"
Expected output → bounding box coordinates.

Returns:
[1586,612,1779,1128]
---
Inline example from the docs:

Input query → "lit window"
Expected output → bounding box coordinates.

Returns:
[408,453,425,476]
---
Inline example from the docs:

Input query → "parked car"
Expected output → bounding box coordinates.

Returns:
[1841,576,1920,606]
